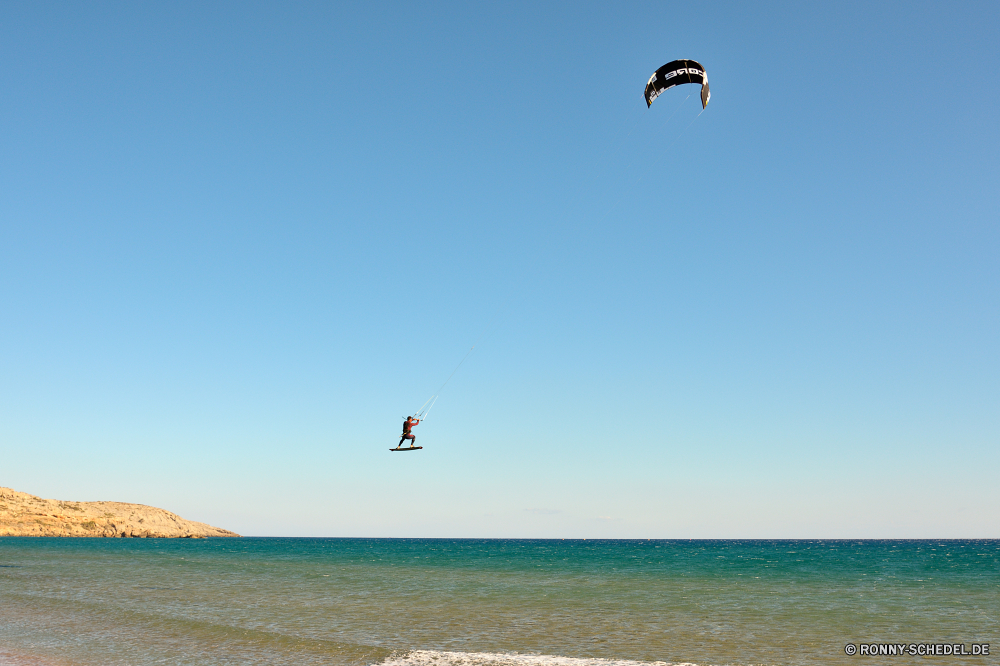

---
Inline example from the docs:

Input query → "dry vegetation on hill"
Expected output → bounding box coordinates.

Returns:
[0,487,238,538]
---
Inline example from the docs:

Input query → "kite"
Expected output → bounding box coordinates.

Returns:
[644,59,710,110]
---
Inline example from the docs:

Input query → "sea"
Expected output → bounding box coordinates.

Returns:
[0,539,996,666]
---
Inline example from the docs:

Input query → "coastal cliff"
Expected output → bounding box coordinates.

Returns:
[0,487,239,538]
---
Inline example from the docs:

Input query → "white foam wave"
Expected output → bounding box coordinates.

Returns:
[380,650,699,666]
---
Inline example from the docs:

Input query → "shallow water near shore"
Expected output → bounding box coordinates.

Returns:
[0,538,997,665]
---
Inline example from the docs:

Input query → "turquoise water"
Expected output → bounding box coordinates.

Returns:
[0,539,997,665]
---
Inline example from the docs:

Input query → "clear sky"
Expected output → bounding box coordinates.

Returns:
[2,1,997,538]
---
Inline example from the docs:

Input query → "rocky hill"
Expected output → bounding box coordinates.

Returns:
[0,487,239,538]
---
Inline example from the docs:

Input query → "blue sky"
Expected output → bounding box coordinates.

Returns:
[1,1,997,537]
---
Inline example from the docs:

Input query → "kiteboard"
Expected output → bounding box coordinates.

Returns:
[391,446,423,452]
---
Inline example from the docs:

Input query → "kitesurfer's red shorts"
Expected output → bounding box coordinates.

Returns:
[401,433,415,441]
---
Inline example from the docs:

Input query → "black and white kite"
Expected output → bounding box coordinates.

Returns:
[644,59,710,110]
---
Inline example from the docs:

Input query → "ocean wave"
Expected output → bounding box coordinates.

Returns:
[380,651,700,666]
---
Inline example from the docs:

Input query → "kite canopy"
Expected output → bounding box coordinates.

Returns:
[644,59,710,110]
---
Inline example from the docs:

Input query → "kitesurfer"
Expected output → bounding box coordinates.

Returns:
[398,416,419,448]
